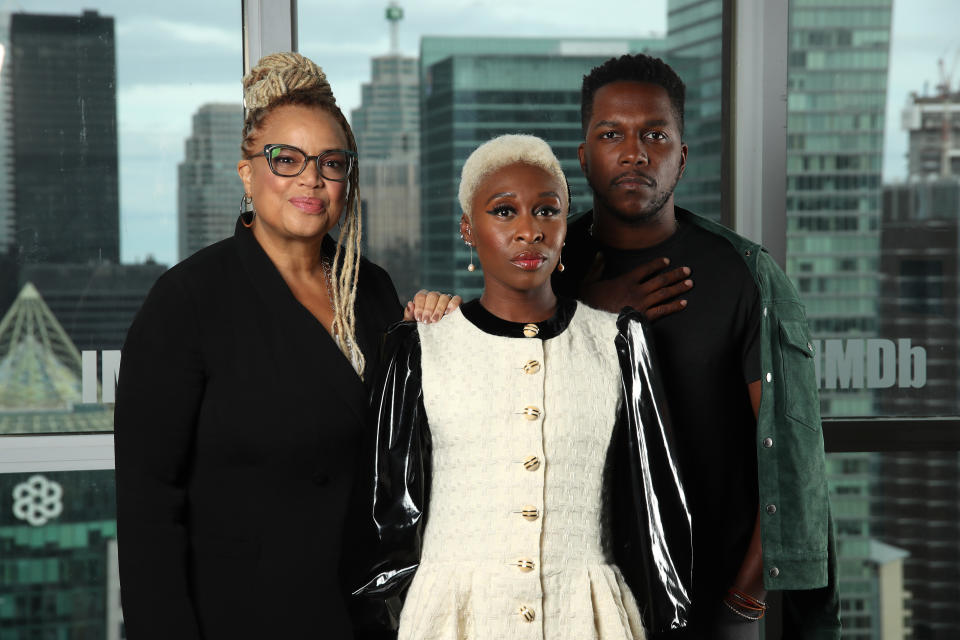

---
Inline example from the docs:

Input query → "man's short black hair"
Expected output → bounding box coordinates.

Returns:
[581,54,686,137]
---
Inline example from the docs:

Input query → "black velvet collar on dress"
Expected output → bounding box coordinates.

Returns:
[460,297,577,340]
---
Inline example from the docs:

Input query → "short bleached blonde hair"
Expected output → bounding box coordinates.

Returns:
[458,134,568,220]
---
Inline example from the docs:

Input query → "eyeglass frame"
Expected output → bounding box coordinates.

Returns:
[250,143,358,181]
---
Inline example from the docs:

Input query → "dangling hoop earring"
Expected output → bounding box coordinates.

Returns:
[240,194,255,228]
[557,241,565,272]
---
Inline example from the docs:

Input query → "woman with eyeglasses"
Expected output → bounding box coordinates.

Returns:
[114,52,455,640]
[354,135,692,640]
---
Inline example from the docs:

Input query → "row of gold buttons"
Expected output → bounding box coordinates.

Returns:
[519,323,539,624]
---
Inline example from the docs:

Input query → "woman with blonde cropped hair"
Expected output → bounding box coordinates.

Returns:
[115,52,455,640]
[356,134,693,639]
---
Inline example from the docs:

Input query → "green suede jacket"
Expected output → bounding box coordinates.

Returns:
[680,209,841,638]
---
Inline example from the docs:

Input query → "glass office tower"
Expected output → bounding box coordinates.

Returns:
[177,103,244,262]
[10,11,119,265]
[352,47,421,299]
[787,2,895,636]
[666,0,724,222]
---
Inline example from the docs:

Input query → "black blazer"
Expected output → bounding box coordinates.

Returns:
[114,220,401,640]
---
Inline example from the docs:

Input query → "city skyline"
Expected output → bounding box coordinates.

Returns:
[4,1,956,266]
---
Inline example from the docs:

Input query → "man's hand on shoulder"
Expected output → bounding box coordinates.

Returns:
[579,255,692,321]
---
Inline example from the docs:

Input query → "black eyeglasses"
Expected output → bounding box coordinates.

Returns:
[252,144,357,181]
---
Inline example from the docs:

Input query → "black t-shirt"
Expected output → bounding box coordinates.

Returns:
[555,208,762,629]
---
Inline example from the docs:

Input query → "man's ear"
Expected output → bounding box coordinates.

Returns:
[577,141,588,175]
[678,142,688,180]
[459,213,473,245]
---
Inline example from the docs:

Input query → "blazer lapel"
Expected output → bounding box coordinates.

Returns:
[232,219,368,424]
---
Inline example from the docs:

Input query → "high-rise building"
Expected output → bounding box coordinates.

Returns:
[10,10,119,264]
[665,0,723,222]
[0,12,13,256]
[902,90,960,179]
[786,0,892,416]
[874,85,960,637]
[880,179,960,416]
[875,449,960,638]
[785,3,894,634]
[177,103,244,261]
[0,470,118,636]
[351,4,421,299]
[418,36,663,299]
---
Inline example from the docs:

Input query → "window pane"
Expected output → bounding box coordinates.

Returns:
[788,1,960,637]
[827,451,960,637]
[786,0,960,419]
[0,4,240,434]
[0,470,121,637]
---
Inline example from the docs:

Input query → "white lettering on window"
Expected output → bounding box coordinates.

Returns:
[80,350,122,404]
[810,339,927,390]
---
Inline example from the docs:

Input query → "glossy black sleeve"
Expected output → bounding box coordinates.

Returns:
[609,309,694,633]
[352,321,431,631]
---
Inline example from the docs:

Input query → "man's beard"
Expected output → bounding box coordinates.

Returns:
[588,164,683,226]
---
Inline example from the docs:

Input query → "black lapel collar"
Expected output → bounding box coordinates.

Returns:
[232,217,368,423]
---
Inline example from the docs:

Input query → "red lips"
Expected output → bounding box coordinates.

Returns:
[511,251,547,271]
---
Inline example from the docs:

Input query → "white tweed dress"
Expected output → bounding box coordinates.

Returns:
[397,302,646,640]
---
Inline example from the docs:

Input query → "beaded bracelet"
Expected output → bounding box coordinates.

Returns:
[723,599,765,621]
[723,587,767,621]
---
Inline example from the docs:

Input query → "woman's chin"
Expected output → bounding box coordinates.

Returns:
[277,210,336,240]
[486,270,555,297]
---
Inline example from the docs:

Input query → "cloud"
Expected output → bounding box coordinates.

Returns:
[118,18,240,52]
[118,82,240,134]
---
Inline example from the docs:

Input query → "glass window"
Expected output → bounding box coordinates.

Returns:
[299,0,706,301]
[0,470,119,637]
[787,0,960,636]
[0,3,240,435]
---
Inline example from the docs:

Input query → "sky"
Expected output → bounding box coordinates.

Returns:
[6,0,960,266]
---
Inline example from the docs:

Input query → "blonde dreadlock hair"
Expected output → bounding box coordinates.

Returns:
[241,52,366,376]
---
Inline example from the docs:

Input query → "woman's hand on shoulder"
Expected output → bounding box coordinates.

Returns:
[403,290,462,324]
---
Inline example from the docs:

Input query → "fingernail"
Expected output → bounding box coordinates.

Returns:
[680,300,688,307]
[682,267,691,275]
[684,279,693,286]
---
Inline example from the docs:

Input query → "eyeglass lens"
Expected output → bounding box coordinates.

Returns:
[267,146,351,180]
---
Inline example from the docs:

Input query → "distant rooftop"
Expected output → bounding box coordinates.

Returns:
[0,283,112,434]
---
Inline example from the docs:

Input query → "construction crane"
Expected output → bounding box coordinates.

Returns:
[937,49,960,177]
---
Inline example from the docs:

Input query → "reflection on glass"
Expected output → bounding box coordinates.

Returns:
[828,451,960,637]
[787,0,960,420]
[0,4,239,435]
[788,1,960,637]
[787,0,892,418]
[0,470,121,638]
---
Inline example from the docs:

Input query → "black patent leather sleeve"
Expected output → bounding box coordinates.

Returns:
[610,310,693,633]
[352,321,431,630]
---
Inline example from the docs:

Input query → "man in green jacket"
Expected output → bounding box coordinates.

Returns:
[553,53,840,639]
